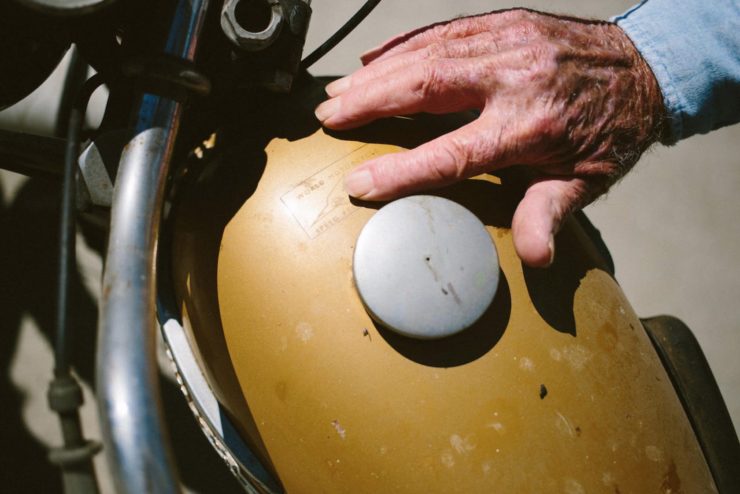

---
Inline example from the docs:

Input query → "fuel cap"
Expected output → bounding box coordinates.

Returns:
[353,195,499,339]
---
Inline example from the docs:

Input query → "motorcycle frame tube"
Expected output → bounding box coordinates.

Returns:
[96,0,209,492]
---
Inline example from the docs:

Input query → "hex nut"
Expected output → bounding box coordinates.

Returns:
[221,0,284,51]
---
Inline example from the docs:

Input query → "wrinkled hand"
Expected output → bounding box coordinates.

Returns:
[315,9,665,267]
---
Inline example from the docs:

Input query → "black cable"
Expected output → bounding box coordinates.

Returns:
[56,46,90,139]
[55,72,104,377]
[300,0,382,70]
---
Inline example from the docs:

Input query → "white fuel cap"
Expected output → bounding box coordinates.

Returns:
[353,195,499,339]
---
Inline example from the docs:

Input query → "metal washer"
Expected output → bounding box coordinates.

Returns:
[353,195,500,339]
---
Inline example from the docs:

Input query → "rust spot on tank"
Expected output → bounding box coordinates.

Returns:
[597,320,619,351]
[660,460,682,493]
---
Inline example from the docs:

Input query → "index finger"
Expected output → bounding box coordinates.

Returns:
[317,57,491,130]
[344,113,516,200]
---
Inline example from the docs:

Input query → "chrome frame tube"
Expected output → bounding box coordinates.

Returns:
[96,1,209,492]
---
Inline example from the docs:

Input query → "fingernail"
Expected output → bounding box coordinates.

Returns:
[547,235,555,265]
[344,169,374,198]
[325,76,351,97]
[315,98,341,123]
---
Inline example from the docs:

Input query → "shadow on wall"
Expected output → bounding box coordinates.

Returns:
[0,176,244,493]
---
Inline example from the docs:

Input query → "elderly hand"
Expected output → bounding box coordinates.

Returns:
[315,8,665,267]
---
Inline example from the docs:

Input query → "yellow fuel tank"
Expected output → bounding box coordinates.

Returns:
[168,77,715,493]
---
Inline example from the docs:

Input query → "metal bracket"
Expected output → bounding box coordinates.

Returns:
[77,130,131,207]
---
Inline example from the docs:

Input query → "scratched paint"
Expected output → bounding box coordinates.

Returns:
[331,419,346,439]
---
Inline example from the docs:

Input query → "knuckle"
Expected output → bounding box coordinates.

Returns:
[529,41,561,62]
[430,21,455,40]
[503,8,528,22]
[510,18,546,41]
[372,159,392,184]
[475,31,500,53]
[517,19,540,36]
[436,138,470,179]
[511,43,560,83]
[468,133,498,167]
[417,61,443,100]
[499,10,554,44]
[424,42,448,60]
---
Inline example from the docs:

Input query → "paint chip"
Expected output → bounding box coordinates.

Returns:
[331,419,346,439]
[563,344,592,370]
[564,478,585,494]
[296,322,314,342]
[519,357,535,371]
[539,384,548,399]
[486,422,505,433]
[645,445,663,462]
[450,434,476,454]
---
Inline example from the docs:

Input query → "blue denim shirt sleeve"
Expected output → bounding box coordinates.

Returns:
[613,0,740,143]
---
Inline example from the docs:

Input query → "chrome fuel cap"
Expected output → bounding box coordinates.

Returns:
[353,195,499,339]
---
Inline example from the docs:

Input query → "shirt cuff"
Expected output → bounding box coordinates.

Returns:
[613,0,740,143]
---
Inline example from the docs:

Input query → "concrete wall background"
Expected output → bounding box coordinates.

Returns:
[0,1,737,492]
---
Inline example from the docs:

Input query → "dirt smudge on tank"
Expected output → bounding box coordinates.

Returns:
[660,460,682,493]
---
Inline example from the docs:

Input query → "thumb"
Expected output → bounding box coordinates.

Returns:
[512,176,591,268]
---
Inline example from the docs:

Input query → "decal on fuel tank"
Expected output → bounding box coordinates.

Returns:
[281,144,382,238]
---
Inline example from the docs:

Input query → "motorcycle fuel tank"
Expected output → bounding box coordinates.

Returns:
[167,77,715,493]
